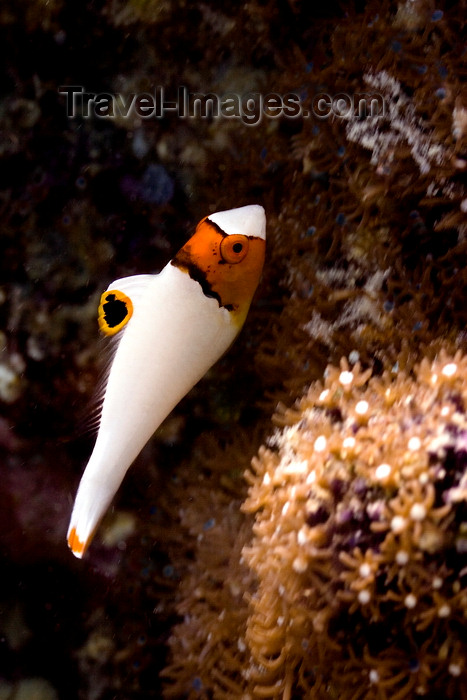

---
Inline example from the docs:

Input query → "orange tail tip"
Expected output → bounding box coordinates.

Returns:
[67,526,89,559]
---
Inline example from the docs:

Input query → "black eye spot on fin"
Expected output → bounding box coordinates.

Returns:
[98,289,133,336]
[103,293,127,326]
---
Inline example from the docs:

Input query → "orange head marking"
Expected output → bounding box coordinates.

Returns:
[172,206,266,325]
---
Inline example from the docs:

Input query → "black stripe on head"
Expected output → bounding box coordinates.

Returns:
[205,216,260,242]
[204,216,227,237]
[171,253,222,306]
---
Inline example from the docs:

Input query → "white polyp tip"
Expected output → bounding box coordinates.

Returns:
[448,664,461,677]
[438,604,451,618]
[339,370,353,386]
[358,589,371,604]
[391,515,407,533]
[375,463,391,480]
[408,437,421,451]
[314,435,327,452]
[441,363,457,378]
[409,503,426,521]
[359,563,371,578]
[396,550,409,565]
[355,400,369,415]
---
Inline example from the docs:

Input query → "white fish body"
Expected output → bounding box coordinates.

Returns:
[67,204,266,557]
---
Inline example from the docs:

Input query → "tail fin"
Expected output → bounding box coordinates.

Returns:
[67,525,91,559]
[67,473,114,558]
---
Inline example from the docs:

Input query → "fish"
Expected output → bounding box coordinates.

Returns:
[67,204,266,557]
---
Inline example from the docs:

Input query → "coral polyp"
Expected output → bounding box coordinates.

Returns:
[242,350,467,699]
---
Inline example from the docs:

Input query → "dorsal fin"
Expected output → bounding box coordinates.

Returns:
[78,273,156,437]
[106,274,155,300]
[98,274,155,337]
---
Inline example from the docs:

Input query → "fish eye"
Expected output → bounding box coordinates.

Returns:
[219,234,249,264]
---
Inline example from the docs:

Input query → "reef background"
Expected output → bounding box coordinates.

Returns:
[0,1,465,699]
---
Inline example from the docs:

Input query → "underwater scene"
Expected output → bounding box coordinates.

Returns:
[0,0,466,698]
